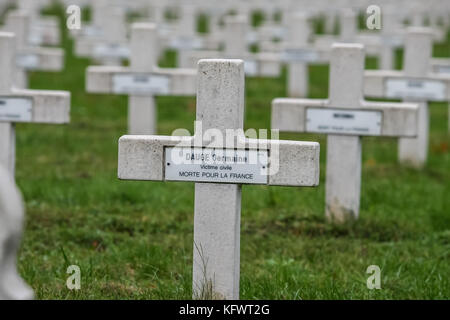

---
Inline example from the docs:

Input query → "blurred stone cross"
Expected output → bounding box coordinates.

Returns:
[70,0,108,40]
[272,43,419,223]
[74,5,129,65]
[117,59,320,299]
[179,15,281,77]
[87,23,197,135]
[0,32,70,177]
[4,10,64,88]
[261,12,331,98]
[364,27,450,168]
[17,0,61,46]
[165,3,205,52]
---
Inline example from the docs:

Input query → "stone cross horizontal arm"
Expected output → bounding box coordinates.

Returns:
[364,70,450,101]
[17,47,64,71]
[278,45,331,64]
[1,89,70,124]
[272,98,419,137]
[161,33,220,51]
[86,66,197,96]
[314,33,399,57]
[118,135,320,187]
[181,50,281,77]
[74,37,130,60]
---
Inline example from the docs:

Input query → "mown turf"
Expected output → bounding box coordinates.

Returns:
[6,3,450,299]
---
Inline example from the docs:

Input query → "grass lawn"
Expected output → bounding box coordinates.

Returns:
[7,3,450,299]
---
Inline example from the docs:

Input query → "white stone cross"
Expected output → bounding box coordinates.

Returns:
[179,15,281,77]
[17,0,61,46]
[86,23,197,135]
[161,3,221,63]
[70,0,108,39]
[312,8,397,70]
[74,5,129,65]
[0,32,70,176]
[313,8,359,49]
[364,27,450,168]
[0,164,34,300]
[272,43,419,223]
[118,59,320,299]
[265,12,331,97]
[4,10,64,88]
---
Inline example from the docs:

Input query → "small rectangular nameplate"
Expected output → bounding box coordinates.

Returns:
[93,44,130,59]
[382,35,403,47]
[0,97,33,123]
[83,26,103,37]
[306,108,382,136]
[17,54,40,70]
[170,36,203,50]
[282,48,319,63]
[28,32,43,46]
[246,32,258,44]
[385,78,446,101]
[113,74,170,95]
[245,60,258,76]
[434,65,450,74]
[165,147,269,185]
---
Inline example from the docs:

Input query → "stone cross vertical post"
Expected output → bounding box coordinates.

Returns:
[93,0,108,29]
[118,59,320,299]
[179,2,197,38]
[379,7,402,70]
[128,23,158,134]
[340,9,357,42]
[398,28,432,166]
[272,43,420,222]
[224,15,247,57]
[287,12,311,97]
[192,59,244,300]
[101,6,128,66]
[6,10,29,88]
[326,43,364,221]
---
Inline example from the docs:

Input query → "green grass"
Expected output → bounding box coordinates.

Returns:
[10,3,450,299]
